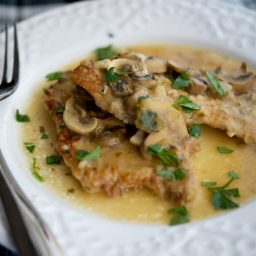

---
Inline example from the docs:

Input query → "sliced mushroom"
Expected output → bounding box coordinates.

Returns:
[96,57,146,74]
[145,57,167,74]
[221,72,255,91]
[167,60,187,73]
[96,118,126,146]
[130,130,146,146]
[63,97,98,134]
[110,78,134,97]
[188,76,209,95]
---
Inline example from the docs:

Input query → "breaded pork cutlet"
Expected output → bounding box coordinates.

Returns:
[45,76,196,202]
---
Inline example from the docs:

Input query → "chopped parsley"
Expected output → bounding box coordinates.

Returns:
[24,142,35,153]
[201,171,240,210]
[174,95,201,113]
[148,144,179,166]
[137,95,149,102]
[16,109,30,122]
[46,154,62,165]
[156,165,186,181]
[201,181,217,187]
[138,110,158,133]
[32,158,44,182]
[76,146,101,161]
[172,73,190,90]
[41,133,48,139]
[215,66,222,75]
[206,70,225,97]
[67,188,75,194]
[105,67,128,83]
[217,146,233,154]
[188,124,201,138]
[169,206,190,225]
[55,106,65,114]
[95,45,118,60]
[39,126,48,139]
[45,71,66,81]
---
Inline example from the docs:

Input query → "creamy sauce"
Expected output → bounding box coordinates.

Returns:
[21,45,256,224]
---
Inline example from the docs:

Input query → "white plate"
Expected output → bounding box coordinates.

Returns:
[1,0,256,255]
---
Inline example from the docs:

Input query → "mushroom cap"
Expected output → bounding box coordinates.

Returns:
[63,97,98,135]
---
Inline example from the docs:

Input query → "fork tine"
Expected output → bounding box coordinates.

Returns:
[11,24,19,85]
[1,24,8,84]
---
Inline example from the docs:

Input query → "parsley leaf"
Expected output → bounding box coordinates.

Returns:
[188,124,201,138]
[105,67,128,83]
[46,154,62,165]
[148,144,179,166]
[215,66,222,75]
[206,70,225,97]
[172,73,190,90]
[32,158,44,182]
[202,171,240,210]
[217,146,233,154]
[169,206,190,225]
[39,126,48,139]
[46,71,66,81]
[138,110,158,133]
[24,142,35,153]
[41,133,48,139]
[228,171,239,180]
[156,165,186,181]
[95,45,118,60]
[55,106,65,114]
[76,146,101,161]
[16,109,30,122]
[174,95,201,113]
[201,181,217,187]
[212,189,239,209]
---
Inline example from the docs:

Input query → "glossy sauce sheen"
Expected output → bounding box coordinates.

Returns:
[21,45,256,224]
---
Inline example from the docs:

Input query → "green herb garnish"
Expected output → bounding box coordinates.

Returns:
[172,73,190,90]
[202,171,240,210]
[137,95,149,102]
[105,67,128,83]
[188,124,201,138]
[55,106,65,114]
[201,181,217,187]
[169,206,190,225]
[148,144,179,166]
[217,146,233,154]
[16,109,30,122]
[41,133,48,139]
[156,165,186,180]
[39,126,48,139]
[32,158,44,182]
[174,95,201,113]
[76,146,101,161]
[138,110,158,133]
[67,188,75,194]
[215,66,222,75]
[46,71,66,81]
[46,154,62,165]
[95,45,118,60]
[24,142,35,153]
[206,70,225,96]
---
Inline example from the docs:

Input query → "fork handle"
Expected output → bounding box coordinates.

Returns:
[0,169,39,256]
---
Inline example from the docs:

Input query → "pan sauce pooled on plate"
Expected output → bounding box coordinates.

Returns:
[21,45,256,224]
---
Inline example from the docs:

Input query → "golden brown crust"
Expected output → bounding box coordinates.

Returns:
[45,78,194,202]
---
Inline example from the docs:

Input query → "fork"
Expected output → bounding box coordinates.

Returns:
[0,24,62,256]
[0,24,19,100]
